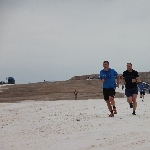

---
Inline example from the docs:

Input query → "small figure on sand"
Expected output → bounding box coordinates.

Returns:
[74,90,78,100]
[138,82,146,102]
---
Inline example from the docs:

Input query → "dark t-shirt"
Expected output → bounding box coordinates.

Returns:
[122,69,139,89]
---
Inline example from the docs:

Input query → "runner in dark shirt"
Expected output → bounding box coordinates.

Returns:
[122,63,140,115]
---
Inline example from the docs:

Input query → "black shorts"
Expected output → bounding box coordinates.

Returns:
[125,87,138,97]
[140,91,145,95]
[103,88,116,101]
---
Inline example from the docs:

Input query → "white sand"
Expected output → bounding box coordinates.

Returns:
[1,87,150,150]
[0,84,14,92]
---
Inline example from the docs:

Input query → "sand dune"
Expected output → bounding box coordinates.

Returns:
[0,80,124,102]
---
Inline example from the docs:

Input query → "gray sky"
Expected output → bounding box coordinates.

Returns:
[1,0,150,84]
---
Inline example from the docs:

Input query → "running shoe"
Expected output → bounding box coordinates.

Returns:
[132,111,136,115]
[109,113,114,117]
[113,107,117,114]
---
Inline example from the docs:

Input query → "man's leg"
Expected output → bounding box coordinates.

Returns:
[127,96,133,108]
[110,96,115,106]
[106,100,113,112]
[103,88,114,117]
[140,93,142,98]
[140,92,144,101]
[75,95,77,100]
[109,96,117,114]
[109,89,117,114]
[127,96,132,103]
[143,92,145,100]
[132,94,137,115]
[106,100,114,117]
[142,94,144,101]
[125,89,133,108]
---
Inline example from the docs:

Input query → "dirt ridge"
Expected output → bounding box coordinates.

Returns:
[0,80,124,103]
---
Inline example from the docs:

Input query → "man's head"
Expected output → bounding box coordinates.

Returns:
[103,61,109,70]
[126,63,132,71]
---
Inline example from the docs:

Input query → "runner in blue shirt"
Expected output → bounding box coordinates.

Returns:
[99,61,120,117]
[138,82,146,101]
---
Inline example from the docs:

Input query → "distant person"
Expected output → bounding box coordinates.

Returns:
[122,63,140,115]
[138,82,146,102]
[122,84,124,90]
[99,61,120,117]
[74,90,78,100]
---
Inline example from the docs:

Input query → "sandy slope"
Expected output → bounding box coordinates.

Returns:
[0,87,150,150]
[0,81,124,102]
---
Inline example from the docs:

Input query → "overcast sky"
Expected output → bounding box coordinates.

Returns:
[1,0,150,84]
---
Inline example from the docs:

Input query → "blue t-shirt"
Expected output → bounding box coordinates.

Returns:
[138,84,146,92]
[100,68,118,89]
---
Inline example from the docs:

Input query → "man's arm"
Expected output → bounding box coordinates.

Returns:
[136,71,141,83]
[99,71,104,82]
[136,76,141,83]
[113,69,120,87]
[134,71,141,83]
[99,78,104,82]
[116,75,120,87]
[122,76,126,85]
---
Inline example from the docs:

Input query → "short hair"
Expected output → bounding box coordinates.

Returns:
[127,63,132,66]
[103,61,109,65]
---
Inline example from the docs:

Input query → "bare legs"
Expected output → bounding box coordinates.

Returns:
[127,94,137,113]
[106,100,112,112]
[140,94,144,101]
[109,96,115,107]
[132,94,137,111]
[106,96,116,117]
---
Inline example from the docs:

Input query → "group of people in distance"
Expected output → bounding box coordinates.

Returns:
[99,61,141,117]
